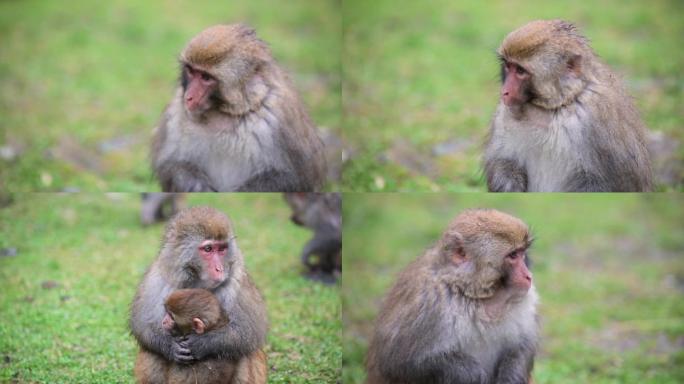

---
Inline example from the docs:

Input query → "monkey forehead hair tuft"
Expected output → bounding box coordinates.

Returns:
[165,206,233,242]
[449,209,529,248]
[499,19,588,59]
[181,23,270,67]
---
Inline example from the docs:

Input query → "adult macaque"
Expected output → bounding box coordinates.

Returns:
[152,24,326,192]
[130,207,268,382]
[135,288,267,384]
[284,193,341,283]
[484,20,653,192]
[366,209,538,384]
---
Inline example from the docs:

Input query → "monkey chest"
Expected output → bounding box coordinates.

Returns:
[504,121,581,191]
[180,119,286,190]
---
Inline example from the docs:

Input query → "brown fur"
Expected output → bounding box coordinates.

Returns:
[164,289,227,335]
[135,289,267,384]
[151,23,326,192]
[130,206,268,384]
[165,206,232,245]
[485,19,653,192]
[366,209,538,384]
[181,24,271,68]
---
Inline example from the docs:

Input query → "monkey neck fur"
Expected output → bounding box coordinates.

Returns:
[476,286,531,322]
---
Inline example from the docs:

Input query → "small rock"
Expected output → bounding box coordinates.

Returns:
[0,146,18,161]
[0,248,18,258]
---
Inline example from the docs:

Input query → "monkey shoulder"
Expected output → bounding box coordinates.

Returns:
[216,271,267,323]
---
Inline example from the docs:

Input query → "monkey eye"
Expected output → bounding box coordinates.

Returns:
[200,72,213,81]
[515,65,527,76]
[202,245,213,252]
[506,250,519,259]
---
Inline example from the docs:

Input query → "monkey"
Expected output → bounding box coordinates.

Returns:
[130,206,268,383]
[134,288,266,384]
[366,209,538,384]
[150,23,326,192]
[283,193,341,283]
[134,288,231,384]
[140,193,183,226]
[484,19,653,192]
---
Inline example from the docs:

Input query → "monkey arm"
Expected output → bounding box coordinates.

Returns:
[130,302,194,363]
[493,340,536,384]
[185,277,268,361]
[484,158,528,192]
[236,168,305,192]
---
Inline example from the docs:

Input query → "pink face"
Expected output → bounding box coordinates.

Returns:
[183,64,217,112]
[162,312,175,331]
[501,61,531,107]
[198,240,228,283]
[505,248,532,291]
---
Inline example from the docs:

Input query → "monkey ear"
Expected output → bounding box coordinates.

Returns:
[443,232,467,264]
[566,54,582,75]
[192,318,206,334]
[451,245,467,263]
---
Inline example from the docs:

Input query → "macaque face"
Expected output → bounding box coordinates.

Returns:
[161,311,206,335]
[182,64,218,113]
[198,239,229,284]
[504,247,532,292]
[500,60,531,107]
[162,311,176,332]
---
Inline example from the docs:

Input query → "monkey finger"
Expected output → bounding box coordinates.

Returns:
[173,347,194,363]
[176,335,189,342]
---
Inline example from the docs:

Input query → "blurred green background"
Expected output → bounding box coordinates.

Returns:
[342,194,684,383]
[0,194,341,383]
[0,0,341,193]
[341,0,684,191]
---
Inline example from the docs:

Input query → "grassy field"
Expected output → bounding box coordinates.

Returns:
[342,194,684,383]
[0,194,341,383]
[0,0,341,193]
[342,0,684,191]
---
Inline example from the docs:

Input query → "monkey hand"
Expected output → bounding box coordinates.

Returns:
[171,336,196,364]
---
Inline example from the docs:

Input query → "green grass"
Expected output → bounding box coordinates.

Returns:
[0,194,341,383]
[342,194,684,383]
[0,0,341,193]
[341,0,684,191]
